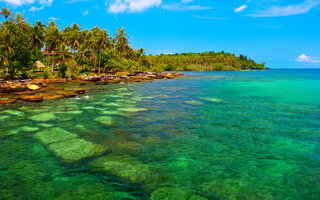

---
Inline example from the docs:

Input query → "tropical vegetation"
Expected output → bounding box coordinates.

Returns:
[0,8,265,79]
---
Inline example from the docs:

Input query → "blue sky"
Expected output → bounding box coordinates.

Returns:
[1,0,320,68]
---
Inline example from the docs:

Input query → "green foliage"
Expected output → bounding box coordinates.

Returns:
[58,63,68,78]
[0,8,266,77]
[43,71,49,79]
[147,51,265,71]
[164,64,175,71]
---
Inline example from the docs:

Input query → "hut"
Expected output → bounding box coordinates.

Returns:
[35,60,45,72]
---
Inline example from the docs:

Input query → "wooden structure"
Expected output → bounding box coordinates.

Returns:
[35,60,45,72]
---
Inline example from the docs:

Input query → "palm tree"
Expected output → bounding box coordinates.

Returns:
[137,48,146,59]
[10,13,29,32]
[30,25,45,51]
[93,29,110,74]
[0,7,11,20]
[114,27,130,55]
[89,26,100,72]
[67,24,82,52]
[46,25,63,72]
[75,45,89,70]
[55,43,72,63]
[35,20,46,32]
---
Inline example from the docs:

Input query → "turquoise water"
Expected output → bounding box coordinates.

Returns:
[0,69,320,200]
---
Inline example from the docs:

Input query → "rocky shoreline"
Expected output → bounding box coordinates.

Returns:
[0,72,183,104]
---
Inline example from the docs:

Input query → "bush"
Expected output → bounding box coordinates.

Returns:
[58,63,68,78]
[21,71,28,79]
[164,64,175,71]
[43,71,49,79]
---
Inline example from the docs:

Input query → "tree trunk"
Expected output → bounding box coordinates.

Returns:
[98,49,102,75]
[93,52,96,72]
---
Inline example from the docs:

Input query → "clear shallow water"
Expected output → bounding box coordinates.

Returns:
[0,69,320,200]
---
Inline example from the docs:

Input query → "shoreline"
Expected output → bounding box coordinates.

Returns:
[0,72,184,104]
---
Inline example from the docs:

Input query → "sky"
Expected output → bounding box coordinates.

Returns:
[0,0,320,68]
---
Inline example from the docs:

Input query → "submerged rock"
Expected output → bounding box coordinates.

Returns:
[20,126,39,132]
[48,138,107,162]
[101,110,123,116]
[0,115,10,120]
[151,187,207,200]
[4,110,25,117]
[82,106,96,110]
[184,101,203,105]
[39,123,54,128]
[199,97,223,102]
[95,116,113,125]
[33,127,78,145]
[30,113,56,122]
[90,154,159,184]
[103,102,122,107]
[117,107,148,113]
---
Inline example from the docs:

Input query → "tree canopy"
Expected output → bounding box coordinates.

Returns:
[0,8,265,78]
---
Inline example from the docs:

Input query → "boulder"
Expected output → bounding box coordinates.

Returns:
[70,88,85,94]
[0,84,26,93]
[0,98,16,104]
[20,95,43,102]
[42,94,64,100]
[26,83,41,91]
[57,91,78,98]
[95,81,108,85]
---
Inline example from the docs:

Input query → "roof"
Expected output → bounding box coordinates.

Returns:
[43,48,54,55]
[35,60,45,68]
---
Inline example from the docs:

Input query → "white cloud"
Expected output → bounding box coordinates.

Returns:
[82,10,89,16]
[1,0,34,6]
[249,0,320,17]
[107,0,162,13]
[1,0,53,12]
[235,4,248,13]
[162,4,211,11]
[49,17,58,21]
[296,54,320,63]
[1,0,52,6]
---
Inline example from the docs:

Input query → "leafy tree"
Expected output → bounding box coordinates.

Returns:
[2,22,33,78]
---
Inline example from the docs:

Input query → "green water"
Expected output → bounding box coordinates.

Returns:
[1,70,319,200]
